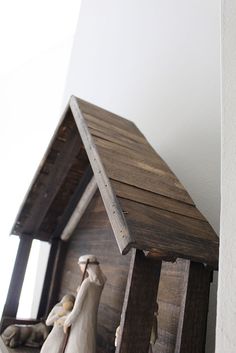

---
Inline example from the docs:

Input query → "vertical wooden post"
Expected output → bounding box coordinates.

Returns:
[1,236,32,319]
[175,261,212,353]
[116,249,162,353]
[37,238,67,319]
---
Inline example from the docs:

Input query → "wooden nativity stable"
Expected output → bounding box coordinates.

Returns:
[1,96,219,353]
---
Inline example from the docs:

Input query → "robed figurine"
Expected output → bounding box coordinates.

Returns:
[63,254,106,353]
[40,295,75,353]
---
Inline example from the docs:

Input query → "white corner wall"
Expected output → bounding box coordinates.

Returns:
[215,1,236,352]
[63,1,221,352]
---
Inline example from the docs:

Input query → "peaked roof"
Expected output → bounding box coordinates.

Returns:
[11,96,219,268]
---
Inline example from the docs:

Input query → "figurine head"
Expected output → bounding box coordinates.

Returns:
[78,254,99,272]
[78,254,106,286]
[61,294,75,311]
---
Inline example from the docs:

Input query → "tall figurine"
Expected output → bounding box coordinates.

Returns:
[63,254,106,353]
[40,294,75,353]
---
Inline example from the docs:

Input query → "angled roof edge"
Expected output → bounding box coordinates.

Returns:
[10,102,72,237]
[70,96,134,254]
[10,95,218,268]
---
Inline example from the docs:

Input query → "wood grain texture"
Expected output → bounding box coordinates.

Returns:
[95,143,191,205]
[174,262,212,353]
[116,250,161,353]
[57,191,212,353]
[70,96,133,253]
[77,99,193,205]
[111,180,204,221]
[59,190,131,353]
[118,197,218,268]
[11,97,218,268]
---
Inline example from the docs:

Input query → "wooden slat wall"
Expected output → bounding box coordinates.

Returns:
[118,197,218,267]
[58,190,198,353]
[59,190,131,353]
[155,260,188,353]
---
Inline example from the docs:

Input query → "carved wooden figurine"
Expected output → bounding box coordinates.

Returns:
[63,254,106,353]
[40,294,75,353]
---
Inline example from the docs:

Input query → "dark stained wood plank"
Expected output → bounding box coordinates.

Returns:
[95,144,193,205]
[118,198,218,268]
[70,96,133,254]
[61,176,97,241]
[51,165,94,239]
[83,112,148,145]
[116,250,162,353]
[77,98,138,133]
[89,126,150,155]
[1,237,32,321]
[59,190,131,353]
[93,135,173,174]
[111,180,204,221]
[174,261,212,353]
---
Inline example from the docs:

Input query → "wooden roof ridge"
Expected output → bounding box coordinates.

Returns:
[70,97,218,268]
[11,96,219,268]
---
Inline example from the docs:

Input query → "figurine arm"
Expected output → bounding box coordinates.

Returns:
[45,306,60,326]
[64,280,90,329]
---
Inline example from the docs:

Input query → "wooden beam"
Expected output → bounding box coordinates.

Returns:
[61,176,97,241]
[51,165,93,239]
[70,96,133,254]
[37,238,67,319]
[174,261,212,353]
[116,249,162,353]
[1,236,32,321]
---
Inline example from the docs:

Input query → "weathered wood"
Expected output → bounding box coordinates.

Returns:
[96,145,192,205]
[118,197,218,268]
[83,112,148,145]
[116,250,162,353]
[59,191,131,353]
[174,261,212,353]
[111,179,204,221]
[21,126,82,236]
[70,96,133,253]
[1,237,32,320]
[37,238,67,319]
[61,176,98,241]
[92,136,179,176]
[77,98,137,133]
[51,165,93,239]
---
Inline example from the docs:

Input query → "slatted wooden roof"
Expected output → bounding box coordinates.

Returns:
[11,96,219,268]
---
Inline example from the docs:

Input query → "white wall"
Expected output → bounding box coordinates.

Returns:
[215,1,236,352]
[63,1,221,352]
[0,0,82,317]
